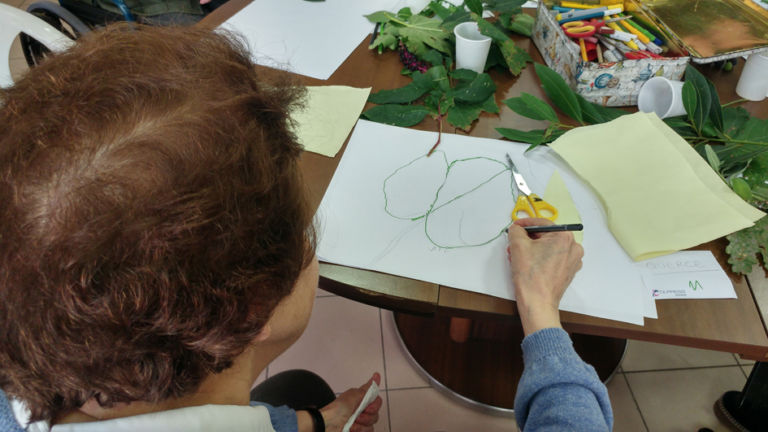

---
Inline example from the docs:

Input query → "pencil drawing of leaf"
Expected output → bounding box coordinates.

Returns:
[383,152,448,221]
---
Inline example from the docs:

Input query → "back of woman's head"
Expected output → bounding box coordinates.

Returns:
[0,24,313,421]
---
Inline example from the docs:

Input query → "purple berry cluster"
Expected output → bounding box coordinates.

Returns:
[398,42,429,73]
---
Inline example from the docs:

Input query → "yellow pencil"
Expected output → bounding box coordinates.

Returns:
[561,1,624,10]
[617,18,651,44]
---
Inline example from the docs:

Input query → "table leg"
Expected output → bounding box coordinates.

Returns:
[394,312,626,415]
[716,361,768,431]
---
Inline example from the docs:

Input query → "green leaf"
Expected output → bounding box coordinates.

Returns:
[731,177,753,201]
[452,73,497,104]
[485,0,527,14]
[397,7,413,20]
[450,68,478,82]
[361,104,430,127]
[465,0,483,15]
[496,128,548,145]
[365,11,393,23]
[663,116,698,137]
[422,49,445,67]
[399,15,452,56]
[368,73,434,104]
[440,8,471,32]
[576,95,628,124]
[706,80,723,133]
[534,63,584,124]
[723,106,750,137]
[503,93,558,122]
[704,144,721,173]
[681,65,712,133]
[743,153,768,200]
[475,18,532,75]
[726,216,768,275]
[501,12,534,37]
[446,92,498,130]
[715,116,768,172]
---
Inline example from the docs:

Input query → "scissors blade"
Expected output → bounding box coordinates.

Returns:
[505,154,533,196]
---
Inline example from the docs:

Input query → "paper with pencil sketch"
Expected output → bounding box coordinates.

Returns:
[549,112,764,261]
[317,120,648,325]
[292,86,371,157]
[219,0,400,80]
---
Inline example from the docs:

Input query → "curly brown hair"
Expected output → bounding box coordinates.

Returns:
[0,24,314,421]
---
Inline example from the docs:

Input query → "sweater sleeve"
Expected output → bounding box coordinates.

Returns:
[514,327,613,432]
[249,402,297,432]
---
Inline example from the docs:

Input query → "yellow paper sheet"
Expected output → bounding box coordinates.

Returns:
[549,112,764,261]
[292,85,371,157]
[544,170,583,244]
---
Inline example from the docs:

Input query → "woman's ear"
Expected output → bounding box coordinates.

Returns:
[253,324,271,343]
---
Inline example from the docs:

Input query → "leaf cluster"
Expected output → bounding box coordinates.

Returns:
[366,0,533,76]
[495,63,628,149]
[362,65,498,130]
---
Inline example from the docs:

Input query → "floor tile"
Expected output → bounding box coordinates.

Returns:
[734,355,756,366]
[740,364,752,380]
[380,310,430,390]
[621,340,737,372]
[626,366,747,432]
[269,296,385,393]
[607,373,648,432]
[388,387,517,432]
[373,390,390,432]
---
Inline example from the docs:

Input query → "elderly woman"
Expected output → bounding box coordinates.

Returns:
[0,25,380,432]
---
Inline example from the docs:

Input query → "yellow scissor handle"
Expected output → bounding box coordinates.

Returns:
[511,194,559,221]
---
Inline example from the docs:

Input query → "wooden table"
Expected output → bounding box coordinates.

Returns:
[202,1,768,416]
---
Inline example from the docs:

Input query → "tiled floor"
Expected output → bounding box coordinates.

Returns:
[1,2,755,430]
[269,290,750,432]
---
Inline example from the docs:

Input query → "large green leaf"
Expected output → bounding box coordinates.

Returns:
[452,73,497,104]
[465,0,483,15]
[706,80,723,133]
[503,93,558,122]
[500,12,534,37]
[361,104,431,127]
[576,95,628,124]
[447,92,499,130]
[663,116,698,138]
[731,177,753,201]
[496,128,547,145]
[723,106,750,137]
[534,63,584,124]
[476,18,531,75]
[715,116,768,172]
[681,65,712,133]
[726,216,768,275]
[399,15,452,56]
[368,72,434,104]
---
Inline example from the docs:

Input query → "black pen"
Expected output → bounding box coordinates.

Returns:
[523,224,583,233]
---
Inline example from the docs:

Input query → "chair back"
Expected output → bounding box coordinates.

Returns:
[0,3,74,87]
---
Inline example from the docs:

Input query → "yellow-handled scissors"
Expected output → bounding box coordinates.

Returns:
[506,154,558,221]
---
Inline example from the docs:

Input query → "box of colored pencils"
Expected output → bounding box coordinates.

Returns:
[531,1,690,106]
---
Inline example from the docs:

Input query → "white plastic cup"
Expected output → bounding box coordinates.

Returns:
[637,76,686,119]
[736,53,768,101]
[454,22,492,74]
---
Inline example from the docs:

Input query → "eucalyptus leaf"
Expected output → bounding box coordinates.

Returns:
[534,63,584,124]
[503,93,559,122]
[361,104,430,127]
[706,80,723,133]
[577,95,628,124]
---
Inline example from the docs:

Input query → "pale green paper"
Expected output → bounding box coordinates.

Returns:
[544,170,583,244]
[292,85,371,157]
[549,112,764,261]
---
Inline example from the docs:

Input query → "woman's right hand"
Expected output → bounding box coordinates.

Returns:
[507,218,584,335]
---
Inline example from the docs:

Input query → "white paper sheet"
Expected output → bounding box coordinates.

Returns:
[220,0,399,80]
[317,120,647,325]
[638,251,737,300]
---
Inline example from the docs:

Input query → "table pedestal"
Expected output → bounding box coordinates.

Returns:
[394,312,627,415]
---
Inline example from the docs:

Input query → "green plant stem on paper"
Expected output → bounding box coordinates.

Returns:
[496,63,768,275]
